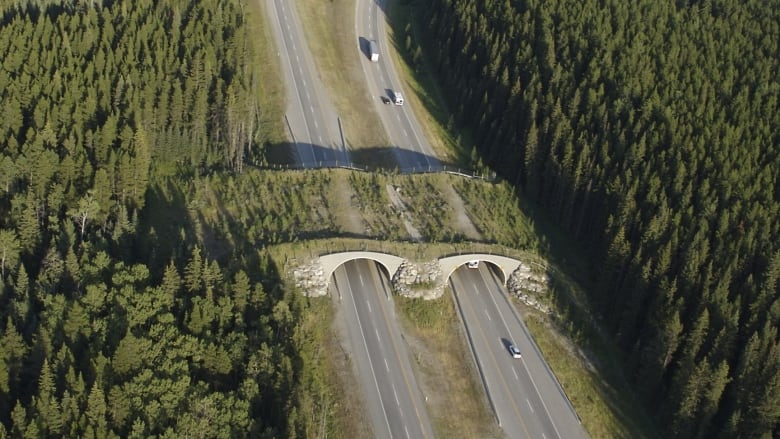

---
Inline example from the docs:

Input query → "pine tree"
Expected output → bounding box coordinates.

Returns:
[636,277,683,399]
[161,260,181,306]
[10,401,27,437]
[231,270,251,316]
[0,230,20,278]
[35,360,63,435]
[86,383,107,431]
[184,247,203,295]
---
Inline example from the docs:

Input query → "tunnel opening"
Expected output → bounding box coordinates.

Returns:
[451,259,507,285]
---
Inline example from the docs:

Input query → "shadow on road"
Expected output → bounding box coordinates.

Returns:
[358,36,372,60]
[258,142,488,178]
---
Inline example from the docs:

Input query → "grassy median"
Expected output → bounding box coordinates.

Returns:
[294,0,390,163]
[395,294,503,438]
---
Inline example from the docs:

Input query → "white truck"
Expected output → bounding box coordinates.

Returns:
[392,91,404,105]
[369,40,379,62]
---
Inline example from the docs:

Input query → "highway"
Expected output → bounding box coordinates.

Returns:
[331,259,434,439]
[267,0,350,167]
[355,0,440,172]
[450,264,587,439]
[267,1,584,436]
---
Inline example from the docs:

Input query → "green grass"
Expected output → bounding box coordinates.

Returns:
[395,294,503,438]
[390,174,460,242]
[245,0,287,151]
[453,178,541,250]
[294,0,390,160]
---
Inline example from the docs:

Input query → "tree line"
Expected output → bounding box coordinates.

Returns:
[420,0,779,436]
[0,1,318,437]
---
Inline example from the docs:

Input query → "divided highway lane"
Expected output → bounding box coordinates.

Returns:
[267,0,349,166]
[451,265,586,439]
[332,259,434,439]
[356,0,439,172]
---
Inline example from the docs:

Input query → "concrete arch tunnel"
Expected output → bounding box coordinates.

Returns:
[439,254,523,285]
[319,251,406,285]
[317,252,524,290]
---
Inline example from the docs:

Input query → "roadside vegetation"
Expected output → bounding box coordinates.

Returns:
[297,297,374,439]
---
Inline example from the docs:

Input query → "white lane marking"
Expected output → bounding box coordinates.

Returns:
[403,129,409,137]
[367,300,372,313]
[527,399,535,413]
[359,273,365,286]
[513,367,519,380]
[342,270,393,437]
[310,105,314,113]
[314,120,319,129]
[393,385,401,406]
[405,426,411,439]
[484,309,492,321]
[375,328,381,342]
[385,358,390,372]
[520,355,563,439]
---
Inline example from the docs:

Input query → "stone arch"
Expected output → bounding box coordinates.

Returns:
[439,254,523,285]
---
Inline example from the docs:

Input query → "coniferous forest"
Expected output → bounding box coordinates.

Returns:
[422,0,779,437]
[0,1,316,437]
[1,0,779,436]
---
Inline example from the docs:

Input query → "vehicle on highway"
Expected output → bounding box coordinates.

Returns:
[369,40,379,62]
[392,91,404,105]
[466,260,480,269]
[508,343,522,359]
[381,96,391,104]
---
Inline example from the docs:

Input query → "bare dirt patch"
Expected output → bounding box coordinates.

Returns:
[437,177,482,240]
[327,169,367,236]
[386,183,423,241]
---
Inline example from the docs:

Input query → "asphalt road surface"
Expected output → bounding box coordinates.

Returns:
[331,259,434,439]
[267,0,350,167]
[356,0,440,172]
[451,264,587,439]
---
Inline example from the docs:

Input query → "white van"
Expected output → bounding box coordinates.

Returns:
[392,91,404,105]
